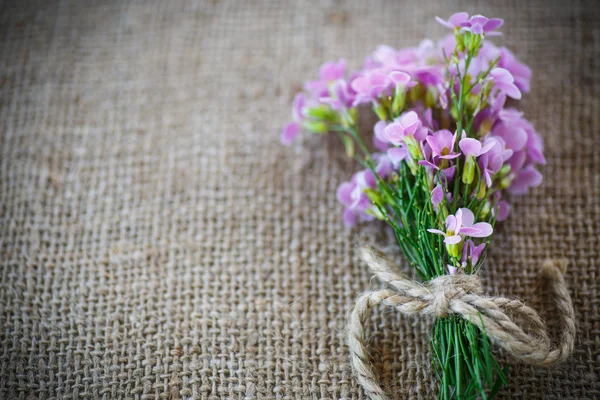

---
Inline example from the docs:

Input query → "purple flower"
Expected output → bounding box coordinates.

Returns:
[428,208,493,245]
[387,147,408,167]
[447,265,458,275]
[351,69,392,105]
[427,129,459,159]
[463,15,504,35]
[374,153,394,178]
[493,110,546,165]
[320,79,355,111]
[336,169,377,227]
[351,69,413,106]
[495,200,510,221]
[489,68,522,99]
[280,122,300,146]
[430,184,451,212]
[304,59,346,97]
[499,47,532,93]
[508,165,543,195]
[491,111,546,190]
[280,93,310,146]
[373,121,390,152]
[389,70,412,86]
[435,12,503,36]
[435,12,470,30]
[383,111,425,145]
[292,92,307,121]
[461,240,485,266]
[431,184,444,211]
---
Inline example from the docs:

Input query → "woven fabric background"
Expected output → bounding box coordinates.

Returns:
[1,0,599,399]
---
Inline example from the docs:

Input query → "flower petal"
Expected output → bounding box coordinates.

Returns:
[389,71,411,85]
[431,185,444,208]
[484,18,504,32]
[427,229,446,236]
[496,200,510,221]
[387,147,408,165]
[449,12,470,26]
[446,214,457,232]
[280,122,300,146]
[459,208,475,227]
[342,209,357,227]
[459,137,482,157]
[462,222,493,237]
[444,235,462,245]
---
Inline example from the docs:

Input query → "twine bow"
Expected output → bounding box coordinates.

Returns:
[348,247,576,400]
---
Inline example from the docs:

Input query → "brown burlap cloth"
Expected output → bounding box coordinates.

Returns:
[0,1,598,399]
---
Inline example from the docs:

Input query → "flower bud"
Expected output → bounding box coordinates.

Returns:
[498,176,512,189]
[374,103,388,121]
[404,137,423,161]
[476,182,486,199]
[480,201,492,219]
[454,31,466,53]
[364,188,382,204]
[425,87,437,108]
[479,118,494,135]
[302,120,328,134]
[462,156,476,184]
[305,106,338,122]
[446,241,462,259]
[497,164,511,179]
[391,86,405,116]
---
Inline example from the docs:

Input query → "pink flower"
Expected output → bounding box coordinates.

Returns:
[463,15,504,35]
[427,129,459,159]
[351,69,393,105]
[435,12,470,30]
[280,122,300,146]
[373,121,390,152]
[488,68,522,100]
[495,200,510,221]
[304,59,346,98]
[461,240,486,266]
[383,111,425,145]
[499,47,532,93]
[428,208,493,244]
[280,93,310,146]
[509,165,543,195]
[435,12,503,36]
[337,170,376,227]
[387,147,408,167]
[431,184,444,211]
[351,69,412,106]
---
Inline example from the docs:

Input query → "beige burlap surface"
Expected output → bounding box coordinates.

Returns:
[1,1,599,399]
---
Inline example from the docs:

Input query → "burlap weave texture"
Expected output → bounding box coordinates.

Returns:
[1,0,599,399]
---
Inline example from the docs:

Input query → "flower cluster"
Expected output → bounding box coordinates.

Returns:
[281,13,544,270]
[281,12,546,397]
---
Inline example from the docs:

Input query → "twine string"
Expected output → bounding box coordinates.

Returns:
[347,247,576,400]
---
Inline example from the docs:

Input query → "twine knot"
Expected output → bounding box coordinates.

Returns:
[427,274,483,317]
[347,247,576,400]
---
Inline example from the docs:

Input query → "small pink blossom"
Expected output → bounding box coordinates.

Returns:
[304,59,347,98]
[428,208,493,245]
[461,240,486,266]
[383,111,425,145]
[427,130,460,160]
[489,68,522,100]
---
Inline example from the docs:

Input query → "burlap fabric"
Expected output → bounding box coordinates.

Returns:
[1,1,598,399]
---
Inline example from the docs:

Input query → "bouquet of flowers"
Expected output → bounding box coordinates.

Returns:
[281,12,574,400]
